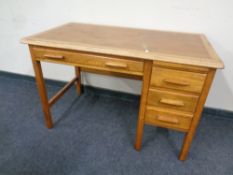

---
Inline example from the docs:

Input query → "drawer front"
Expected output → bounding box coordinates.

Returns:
[145,107,192,131]
[150,66,206,93]
[31,46,144,75]
[147,89,199,113]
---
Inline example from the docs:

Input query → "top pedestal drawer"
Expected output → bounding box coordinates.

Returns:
[150,66,207,93]
[31,46,144,76]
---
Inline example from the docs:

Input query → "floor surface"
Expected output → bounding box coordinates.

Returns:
[0,74,233,175]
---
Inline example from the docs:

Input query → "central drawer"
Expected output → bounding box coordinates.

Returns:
[147,88,199,113]
[31,46,144,76]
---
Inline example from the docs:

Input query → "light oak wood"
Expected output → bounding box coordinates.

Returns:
[75,67,82,95]
[163,78,190,86]
[80,67,142,80]
[200,35,222,62]
[21,23,224,68]
[179,69,216,160]
[22,23,224,161]
[44,54,64,60]
[153,61,209,73]
[31,46,144,76]
[49,77,78,106]
[105,62,128,68]
[157,115,179,124]
[147,88,199,113]
[159,98,184,107]
[150,66,207,93]
[29,46,53,129]
[145,106,192,132]
[134,60,153,150]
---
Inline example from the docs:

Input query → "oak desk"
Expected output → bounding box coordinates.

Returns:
[21,23,224,160]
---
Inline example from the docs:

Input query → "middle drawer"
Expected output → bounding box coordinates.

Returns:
[32,46,144,76]
[147,88,199,113]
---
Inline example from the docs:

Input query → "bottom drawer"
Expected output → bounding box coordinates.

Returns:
[145,107,193,132]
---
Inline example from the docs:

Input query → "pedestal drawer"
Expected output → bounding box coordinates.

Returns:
[150,66,206,93]
[145,106,193,131]
[147,88,199,113]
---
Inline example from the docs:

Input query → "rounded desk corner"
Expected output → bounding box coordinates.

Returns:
[20,38,28,44]
[219,62,225,69]
[214,60,225,69]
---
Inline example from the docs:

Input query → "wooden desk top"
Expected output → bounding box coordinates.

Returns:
[21,23,224,68]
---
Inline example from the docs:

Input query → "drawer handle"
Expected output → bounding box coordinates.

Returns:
[159,98,184,107]
[44,54,64,60]
[105,62,128,69]
[157,115,179,124]
[164,78,190,86]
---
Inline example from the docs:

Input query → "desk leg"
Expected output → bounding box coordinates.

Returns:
[75,67,82,95]
[134,60,153,150]
[32,60,53,129]
[179,69,215,160]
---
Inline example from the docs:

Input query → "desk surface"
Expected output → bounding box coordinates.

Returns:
[21,23,224,68]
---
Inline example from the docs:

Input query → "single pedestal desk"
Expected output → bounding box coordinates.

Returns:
[21,23,224,160]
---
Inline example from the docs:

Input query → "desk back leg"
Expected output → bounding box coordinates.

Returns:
[75,67,82,95]
[134,60,153,150]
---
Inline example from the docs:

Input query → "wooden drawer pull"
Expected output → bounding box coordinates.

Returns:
[164,78,190,86]
[44,54,64,60]
[157,115,179,124]
[105,62,128,69]
[159,98,184,107]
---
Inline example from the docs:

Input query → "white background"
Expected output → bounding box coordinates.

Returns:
[0,0,232,111]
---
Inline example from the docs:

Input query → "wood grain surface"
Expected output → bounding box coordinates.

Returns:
[21,23,224,68]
